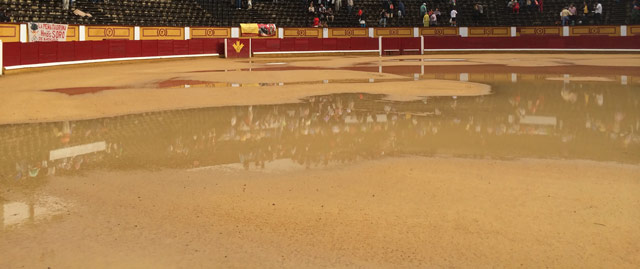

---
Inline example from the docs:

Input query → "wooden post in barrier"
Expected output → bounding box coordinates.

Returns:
[224,38,227,58]
[378,36,382,56]
[0,40,3,76]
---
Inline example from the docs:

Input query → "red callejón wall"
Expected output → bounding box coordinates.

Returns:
[251,37,379,53]
[2,39,225,67]
[422,36,640,50]
[2,27,640,69]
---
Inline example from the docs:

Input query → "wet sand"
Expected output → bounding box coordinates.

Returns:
[1,54,639,268]
[1,54,639,124]
[1,157,639,268]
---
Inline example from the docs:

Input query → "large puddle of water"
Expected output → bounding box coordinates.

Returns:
[2,72,639,183]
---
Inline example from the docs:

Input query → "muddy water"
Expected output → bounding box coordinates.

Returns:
[1,72,638,190]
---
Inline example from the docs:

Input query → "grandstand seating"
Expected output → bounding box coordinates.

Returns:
[0,0,636,28]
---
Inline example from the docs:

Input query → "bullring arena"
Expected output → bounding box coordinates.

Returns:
[1,0,640,268]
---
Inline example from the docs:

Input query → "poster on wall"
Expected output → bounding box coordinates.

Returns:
[28,22,68,42]
[240,23,276,37]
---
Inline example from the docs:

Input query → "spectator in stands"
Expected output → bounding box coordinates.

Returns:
[435,8,442,22]
[327,8,335,22]
[335,0,342,12]
[423,11,430,27]
[248,0,252,10]
[236,0,242,10]
[561,7,571,25]
[360,17,366,27]
[347,0,354,15]
[388,1,395,19]
[450,0,457,7]
[633,0,640,24]
[430,11,437,26]
[0,8,8,22]
[569,4,577,25]
[63,0,70,10]
[358,8,363,20]
[474,3,484,19]
[313,16,320,27]
[450,8,457,26]
[582,0,589,18]
[398,1,405,18]
[513,1,521,13]
[309,2,316,15]
[420,3,427,18]
[594,1,602,24]
[379,9,388,27]
[318,4,327,14]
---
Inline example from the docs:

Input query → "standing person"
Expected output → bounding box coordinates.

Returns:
[247,0,252,10]
[582,1,589,16]
[569,4,577,25]
[347,0,354,15]
[63,0,70,10]
[423,11,430,27]
[398,1,405,18]
[430,12,437,26]
[594,1,602,24]
[236,0,242,10]
[420,3,427,18]
[450,8,457,26]
[561,6,571,25]
[379,9,387,27]
[335,0,341,12]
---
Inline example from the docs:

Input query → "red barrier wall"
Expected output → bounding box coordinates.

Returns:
[423,36,640,49]
[3,36,640,68]
[2,39,226,67]
[251,37,379,53]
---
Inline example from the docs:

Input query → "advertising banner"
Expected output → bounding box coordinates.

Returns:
[28,22,68,42]
[240,23,277,37]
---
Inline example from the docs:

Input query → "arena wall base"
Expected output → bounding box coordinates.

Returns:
[4,53,220,71]
[252,50,378,58]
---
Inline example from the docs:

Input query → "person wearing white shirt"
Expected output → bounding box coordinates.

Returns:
[450,9,457,26]
[594,2,603,24]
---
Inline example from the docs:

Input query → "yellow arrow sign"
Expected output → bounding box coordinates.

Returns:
[233,41,244,53]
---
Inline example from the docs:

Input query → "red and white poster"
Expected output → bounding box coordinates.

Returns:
[28,22,68,42]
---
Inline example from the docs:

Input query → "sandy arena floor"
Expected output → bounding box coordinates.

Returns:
[1,54,639,268]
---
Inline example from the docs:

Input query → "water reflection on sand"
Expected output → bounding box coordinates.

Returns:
[1,73,638,183]
[1,195,69,228]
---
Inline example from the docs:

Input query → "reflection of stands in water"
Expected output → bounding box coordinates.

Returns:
[1,81,639,182]
[1,195,69,228]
